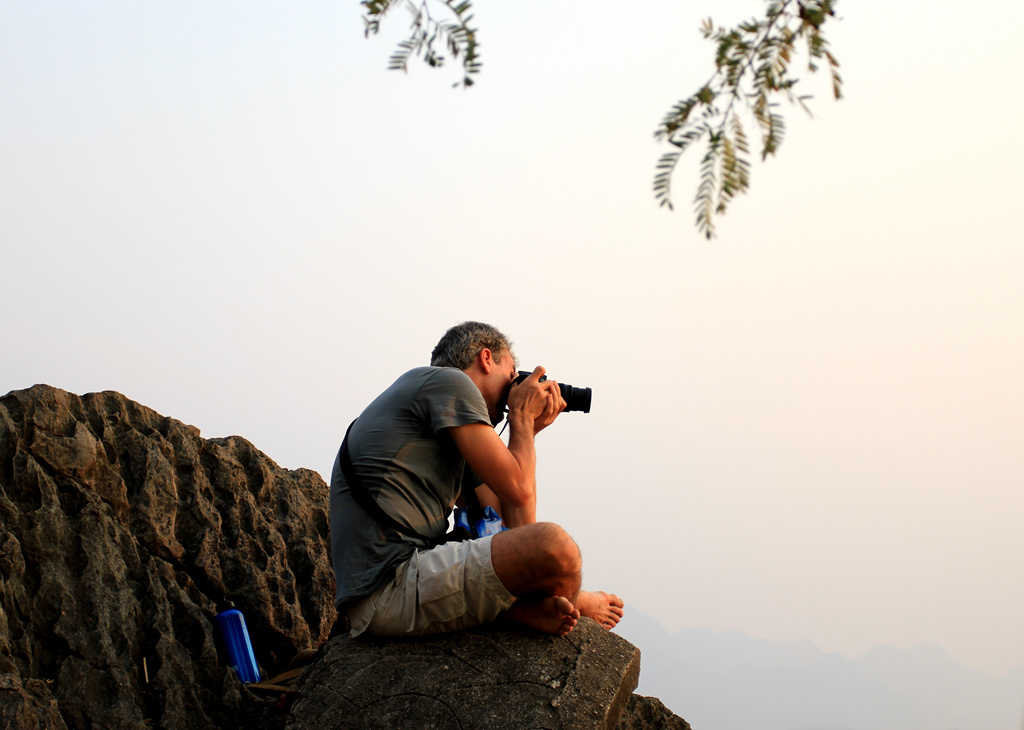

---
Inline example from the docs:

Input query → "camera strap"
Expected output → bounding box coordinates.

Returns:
[339,419,455,545]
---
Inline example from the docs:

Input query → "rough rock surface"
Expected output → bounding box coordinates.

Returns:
[0,385,336,729]
[288,617,644,730]
[616,694,691,729]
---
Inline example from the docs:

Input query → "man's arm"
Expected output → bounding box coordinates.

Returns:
[447,421,538,525]
[473,482,537,530]
[474,484,504,519]
[448,367,564,528]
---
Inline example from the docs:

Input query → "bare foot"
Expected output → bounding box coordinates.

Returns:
[505,596,580,637]
[575,591,624,630]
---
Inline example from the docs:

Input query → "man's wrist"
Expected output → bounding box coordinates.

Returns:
[506,409,534,433]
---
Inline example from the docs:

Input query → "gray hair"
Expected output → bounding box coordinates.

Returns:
[430,321,515,370]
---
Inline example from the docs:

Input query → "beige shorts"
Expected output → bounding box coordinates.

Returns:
[347,534,517,638]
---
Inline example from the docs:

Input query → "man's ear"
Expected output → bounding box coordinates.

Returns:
[478,348,495,373]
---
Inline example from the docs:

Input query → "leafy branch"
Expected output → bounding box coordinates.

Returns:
[654,0,842,238]
[361,0,841,238]
[362,0,480,88]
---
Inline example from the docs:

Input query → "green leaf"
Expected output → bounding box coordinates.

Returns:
[652,0,841,236]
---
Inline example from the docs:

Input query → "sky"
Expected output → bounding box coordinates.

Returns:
[2,0,1022,680]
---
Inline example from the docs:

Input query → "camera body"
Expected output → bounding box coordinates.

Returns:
[512,370,592,413]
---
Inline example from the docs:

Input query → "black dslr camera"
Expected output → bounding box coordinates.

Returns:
[512,371,592,413]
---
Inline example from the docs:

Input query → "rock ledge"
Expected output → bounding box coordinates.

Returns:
[289,617,640,729]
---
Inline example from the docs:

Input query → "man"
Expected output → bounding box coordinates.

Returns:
[330,321,623,638]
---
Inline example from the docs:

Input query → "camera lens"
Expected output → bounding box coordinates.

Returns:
[513,371,592,413]
[558,383,592,413]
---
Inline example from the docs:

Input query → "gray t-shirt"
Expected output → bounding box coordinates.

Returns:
[329,366,491,608]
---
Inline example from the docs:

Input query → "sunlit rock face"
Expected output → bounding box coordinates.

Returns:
[289,616,654,730]
[0,384,689,730]
[0,384,336,729]
[284,614,692,730]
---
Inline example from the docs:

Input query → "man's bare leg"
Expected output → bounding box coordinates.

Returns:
[490,522,583,636]
[575,591,625,630]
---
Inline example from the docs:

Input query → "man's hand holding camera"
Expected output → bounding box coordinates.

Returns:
[507,366,566,435]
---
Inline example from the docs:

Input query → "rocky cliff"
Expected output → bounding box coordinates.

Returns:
[0,385,688,729]
[0,384,336,728]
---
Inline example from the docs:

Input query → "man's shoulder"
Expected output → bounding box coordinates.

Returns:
[399,366,474,389]
[405,367,487,426]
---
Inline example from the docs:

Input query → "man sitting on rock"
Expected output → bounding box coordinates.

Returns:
[330,321,624,638]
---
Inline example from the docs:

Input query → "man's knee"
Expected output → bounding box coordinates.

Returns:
[532,522,581,578]
[492,522,582,596]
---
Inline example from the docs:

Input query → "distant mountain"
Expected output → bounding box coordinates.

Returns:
[617,610,1024,730]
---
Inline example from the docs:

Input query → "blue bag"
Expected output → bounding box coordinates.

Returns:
[453,504,507,539]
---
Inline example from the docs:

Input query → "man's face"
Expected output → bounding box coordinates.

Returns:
[489,349,518,426]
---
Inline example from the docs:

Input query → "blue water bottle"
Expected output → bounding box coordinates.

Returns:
[215,601,260,684]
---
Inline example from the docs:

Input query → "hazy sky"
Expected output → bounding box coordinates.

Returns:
[3,0,1022,678]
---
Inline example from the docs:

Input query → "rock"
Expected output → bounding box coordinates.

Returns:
[0,674,67,730]
[616,694,691,729]
[288,617,641,730]
[0,385,337,729]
